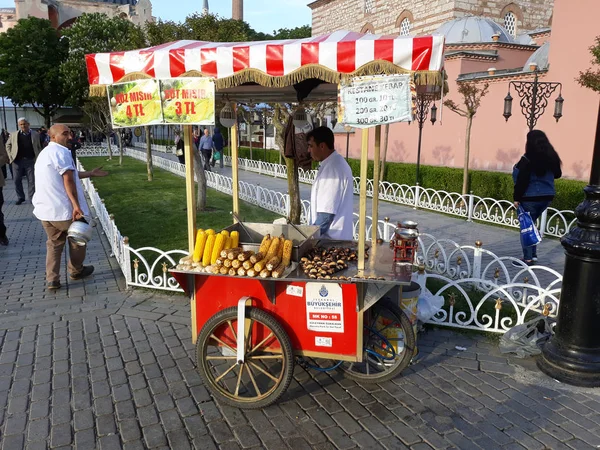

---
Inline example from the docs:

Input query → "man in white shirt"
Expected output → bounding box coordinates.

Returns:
[307,126,354,240]
[33,125,108,290]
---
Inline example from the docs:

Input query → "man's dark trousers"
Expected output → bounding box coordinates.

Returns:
[13,158,35,201]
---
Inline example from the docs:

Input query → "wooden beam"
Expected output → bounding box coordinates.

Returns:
[357,128,369,272]
[371,125,381,244]
[183,125,198,343]
[231,105,240,221]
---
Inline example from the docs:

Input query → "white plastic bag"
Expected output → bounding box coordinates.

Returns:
[417,287,444,322]
[499,317,554,358]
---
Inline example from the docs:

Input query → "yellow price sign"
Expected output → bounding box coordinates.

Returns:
[107,79,163,128]
[160,78,215,125]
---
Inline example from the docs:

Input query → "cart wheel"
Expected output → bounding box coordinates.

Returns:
[196,306,294,409]
[337,298,415,383]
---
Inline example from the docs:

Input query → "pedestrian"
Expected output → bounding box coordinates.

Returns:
[512,129,562,266]
[199,128,214,171]
[68,130,82,163]
[39,127,50,149]
[0,135,9,245]
[32,124,108,290]
[306,126,354,240]
[0,129,11,181]
[6,118,42,205]
[174,131,185,165]
[213,127,224,169]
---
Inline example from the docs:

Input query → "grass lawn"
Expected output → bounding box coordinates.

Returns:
[81,156,283,251]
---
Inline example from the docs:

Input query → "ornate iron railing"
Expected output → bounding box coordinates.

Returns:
[78,145,563,332]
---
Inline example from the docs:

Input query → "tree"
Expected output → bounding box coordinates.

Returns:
[578,36,600,92]
[0,17,67,127]
[83,98,115,159]
[61,13,146,108]
[271,26,312,40]
[444,82,489,195]
[145,19,188,46]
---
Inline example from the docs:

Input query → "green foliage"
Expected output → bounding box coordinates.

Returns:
[578,36,600,92]
[145,19,188,46]
[81,156,282,250]
[271,26,312,39]
[0,17,68,126]
[60,13,146,107]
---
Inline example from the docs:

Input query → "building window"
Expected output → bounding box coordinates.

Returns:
[504,11,517,37]
[400,18,411,36]
[364,0,374,14]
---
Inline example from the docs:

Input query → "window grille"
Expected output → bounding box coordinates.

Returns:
[365,0,374,14]
[504,12,517,37]
[400,17,411,36]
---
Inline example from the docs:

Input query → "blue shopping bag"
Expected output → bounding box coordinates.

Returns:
[518,206,542,247]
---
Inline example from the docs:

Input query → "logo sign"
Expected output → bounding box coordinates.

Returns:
[339,74,413,128]
[305,283,344,333]
[107,79,163,128]
[133,127,142,137]
[160,78,215,125]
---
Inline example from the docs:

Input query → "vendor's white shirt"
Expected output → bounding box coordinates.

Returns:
[310,151,354,240]
[32,142,90,221]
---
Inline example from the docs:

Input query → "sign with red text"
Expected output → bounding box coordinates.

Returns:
[108,79,163,128]
[160,78,215,125]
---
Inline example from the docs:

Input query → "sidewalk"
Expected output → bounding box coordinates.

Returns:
[1,176,599,450]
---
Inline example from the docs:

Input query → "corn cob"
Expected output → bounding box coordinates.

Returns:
[271,262,286,278]
[276,235,285,260]
[229,268,237,276]
[237,267,247,277]
[282,239,293,267]
[264,238,280,261]
[205,229,216,235]
[219,266,229,275]
[266,256,281,271]
[242,260,253,270]
[223,237,233,250]
[202,234,216,266]
[223,259,232,268]
[215,258,224,267]
[247,268,258,277]
[211,234,226,265]
[227,248,243,260]
[192,231,208,263]
[220,230,230,237]
[230,231,239,248]
[258,234,271,255]
[232,260,241,269]
[259,269,271,278]
[211,265,220,274]
[237,251,254,262]
[250,252,264,264]
[253,259,267,272]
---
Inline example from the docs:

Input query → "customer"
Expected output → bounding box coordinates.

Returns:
[174,131,185,164]
[512,129,562,266]
[0,135,9,245]
[6,118,42,205]
[32,124,108,290]
[199,128,214,171]
[212,127,224,168]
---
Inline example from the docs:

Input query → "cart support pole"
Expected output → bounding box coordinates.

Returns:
[184,124,198,342]
[231,104,240,221]
[371,125,381,244]
[358,128,370,272]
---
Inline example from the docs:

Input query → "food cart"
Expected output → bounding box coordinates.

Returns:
[86,31,445,408]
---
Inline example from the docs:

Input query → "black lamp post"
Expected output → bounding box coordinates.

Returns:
[344,124,352,161]
[415,93,438,185]
[502,67,564,131]
[537,100,600,386]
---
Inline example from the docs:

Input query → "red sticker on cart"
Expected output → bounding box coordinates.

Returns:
[305,283,344,333]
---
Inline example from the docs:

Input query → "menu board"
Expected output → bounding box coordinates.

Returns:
[107,79,163,128]
[339,74,413,128]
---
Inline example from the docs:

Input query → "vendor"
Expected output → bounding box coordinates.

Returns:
[307,126,354,240]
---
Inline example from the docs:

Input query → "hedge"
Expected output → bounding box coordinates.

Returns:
[225,148,586,212]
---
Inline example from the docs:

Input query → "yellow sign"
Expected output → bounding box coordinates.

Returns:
[160,78,215,125]
[107,79,163,128]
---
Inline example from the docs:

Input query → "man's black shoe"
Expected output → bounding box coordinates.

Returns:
[47,281,61,290]
[70,265,95,280]
[0,236,8,246]
[15,199,25,205]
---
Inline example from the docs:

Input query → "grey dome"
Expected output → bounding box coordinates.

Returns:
[515,33,535,45]
[434,16,514,44]
[523,42,550,71]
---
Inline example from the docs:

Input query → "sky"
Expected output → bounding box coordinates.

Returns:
[0,0,314,34]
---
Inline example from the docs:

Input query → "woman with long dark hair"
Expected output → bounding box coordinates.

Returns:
[512,130,562,266]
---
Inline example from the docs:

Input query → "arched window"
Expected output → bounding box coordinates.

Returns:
[400,18,411,36]
[364,0,374,14]
[504,11,517,37]
[361,23,374,34]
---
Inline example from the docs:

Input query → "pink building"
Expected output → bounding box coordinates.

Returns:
[333,1,599,181]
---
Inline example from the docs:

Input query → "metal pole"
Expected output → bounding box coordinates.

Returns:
[231,105,240,220]
[371,125,381,244]
[345,132,350,161]
[416,122,424,185]
[529,70,539,131]
[538,99,600,386]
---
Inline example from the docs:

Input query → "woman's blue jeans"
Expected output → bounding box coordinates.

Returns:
[520,200,550,260]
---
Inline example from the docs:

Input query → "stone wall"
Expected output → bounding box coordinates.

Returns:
[310,0,554,37]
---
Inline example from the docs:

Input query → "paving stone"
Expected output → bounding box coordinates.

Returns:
[207,420,235,444]
[142,423,168,448]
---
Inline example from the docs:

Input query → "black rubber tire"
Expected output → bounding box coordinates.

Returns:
[337,298,415,383]
[196,306,294,409]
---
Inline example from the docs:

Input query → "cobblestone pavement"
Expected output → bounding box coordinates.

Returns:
[2,177,599,450]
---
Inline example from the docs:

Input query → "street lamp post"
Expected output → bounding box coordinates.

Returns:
[343,125,352,161]
[414,93,438,185]
[0,81,7,131]
[537,100,600,386]
[502,68,564,131]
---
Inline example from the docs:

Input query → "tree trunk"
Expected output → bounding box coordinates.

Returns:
[249,124,253,160]
[462,116,473,195]
[285,157,302,224]
[381,124,390,181]
[193,150,207,211]
[105,133,113,160]
[145,126,153,181]
[118,132,123,166]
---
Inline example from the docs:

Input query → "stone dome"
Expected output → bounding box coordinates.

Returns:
[434,16,514,44]
[523,41,550,71]
[515,33,536,45]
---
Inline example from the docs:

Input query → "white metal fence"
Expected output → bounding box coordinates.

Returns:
[78,145,562,332]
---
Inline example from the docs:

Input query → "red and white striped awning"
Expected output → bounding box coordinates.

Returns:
[86,30,445,93]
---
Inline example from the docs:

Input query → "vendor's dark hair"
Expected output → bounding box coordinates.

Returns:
[306,126,334,149]
[525,130,562,176]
